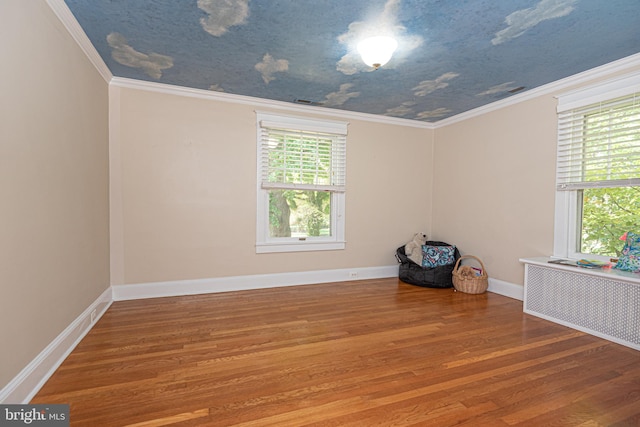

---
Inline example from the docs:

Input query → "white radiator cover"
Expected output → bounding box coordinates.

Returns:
[521,258,640,350]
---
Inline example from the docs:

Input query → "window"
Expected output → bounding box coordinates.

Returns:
[554,73,640,261]
[256,111,348,253]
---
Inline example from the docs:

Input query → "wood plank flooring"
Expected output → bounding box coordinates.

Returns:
[32,279,640,426]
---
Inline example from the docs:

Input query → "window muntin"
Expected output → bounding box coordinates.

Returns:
[256,112,347,253]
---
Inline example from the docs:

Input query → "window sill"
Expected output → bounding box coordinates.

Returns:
[256,241,346,254]
[520,257,640,286]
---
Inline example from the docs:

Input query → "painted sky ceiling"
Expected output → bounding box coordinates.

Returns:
[64,0,640,123]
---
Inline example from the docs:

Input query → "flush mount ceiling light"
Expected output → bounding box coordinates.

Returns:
[357,36,398,70]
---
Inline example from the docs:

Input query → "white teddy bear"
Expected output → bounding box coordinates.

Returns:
[405,232,428,265]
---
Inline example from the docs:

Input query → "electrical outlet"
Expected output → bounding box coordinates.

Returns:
[349,271,358,279]
[90,309,97,323]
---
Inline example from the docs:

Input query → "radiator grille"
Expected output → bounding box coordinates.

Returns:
[525,264,640,348]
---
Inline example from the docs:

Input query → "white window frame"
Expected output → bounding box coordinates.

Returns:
[554,71,640,261]
[255,111,348,254]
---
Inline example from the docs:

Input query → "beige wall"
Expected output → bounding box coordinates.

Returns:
[0,1,110,388]
[112,87,434,284]
[432,96,558,285]
[113,64,640,289]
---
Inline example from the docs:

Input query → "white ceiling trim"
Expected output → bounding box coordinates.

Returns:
[46,0,112,83]
[435,52,640,128]
[110,77,436,129]
[105,54,640,131]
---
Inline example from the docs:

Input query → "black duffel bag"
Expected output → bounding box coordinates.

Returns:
[395,241,460,288]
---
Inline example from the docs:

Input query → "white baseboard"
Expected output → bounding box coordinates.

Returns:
[488,278,524,301]
[112,265,400,301]
[0,287,112,404]
[112,267,523,302]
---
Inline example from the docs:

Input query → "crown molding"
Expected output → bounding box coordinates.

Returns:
[46,0,112,83]
[110,77,436,129]
[434,52,640,128]
[106,51,640,131]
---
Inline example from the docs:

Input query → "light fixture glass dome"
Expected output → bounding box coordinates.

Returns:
[357,36,398,69]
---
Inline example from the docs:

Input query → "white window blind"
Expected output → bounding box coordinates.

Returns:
[556,91,640,190]
[259,122,346,192]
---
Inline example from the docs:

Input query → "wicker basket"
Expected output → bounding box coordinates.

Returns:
[452,255,488,294]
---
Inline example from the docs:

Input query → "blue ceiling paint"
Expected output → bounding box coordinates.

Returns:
[64,0,640,122]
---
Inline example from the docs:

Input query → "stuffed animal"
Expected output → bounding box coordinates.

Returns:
[458,265,478,279]
[405,232,428,265]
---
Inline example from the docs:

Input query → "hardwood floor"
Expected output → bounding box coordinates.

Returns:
[32,279,640,426]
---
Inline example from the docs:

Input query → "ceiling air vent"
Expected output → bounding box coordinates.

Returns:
[294,98,323,106]
[508,86,526,94]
